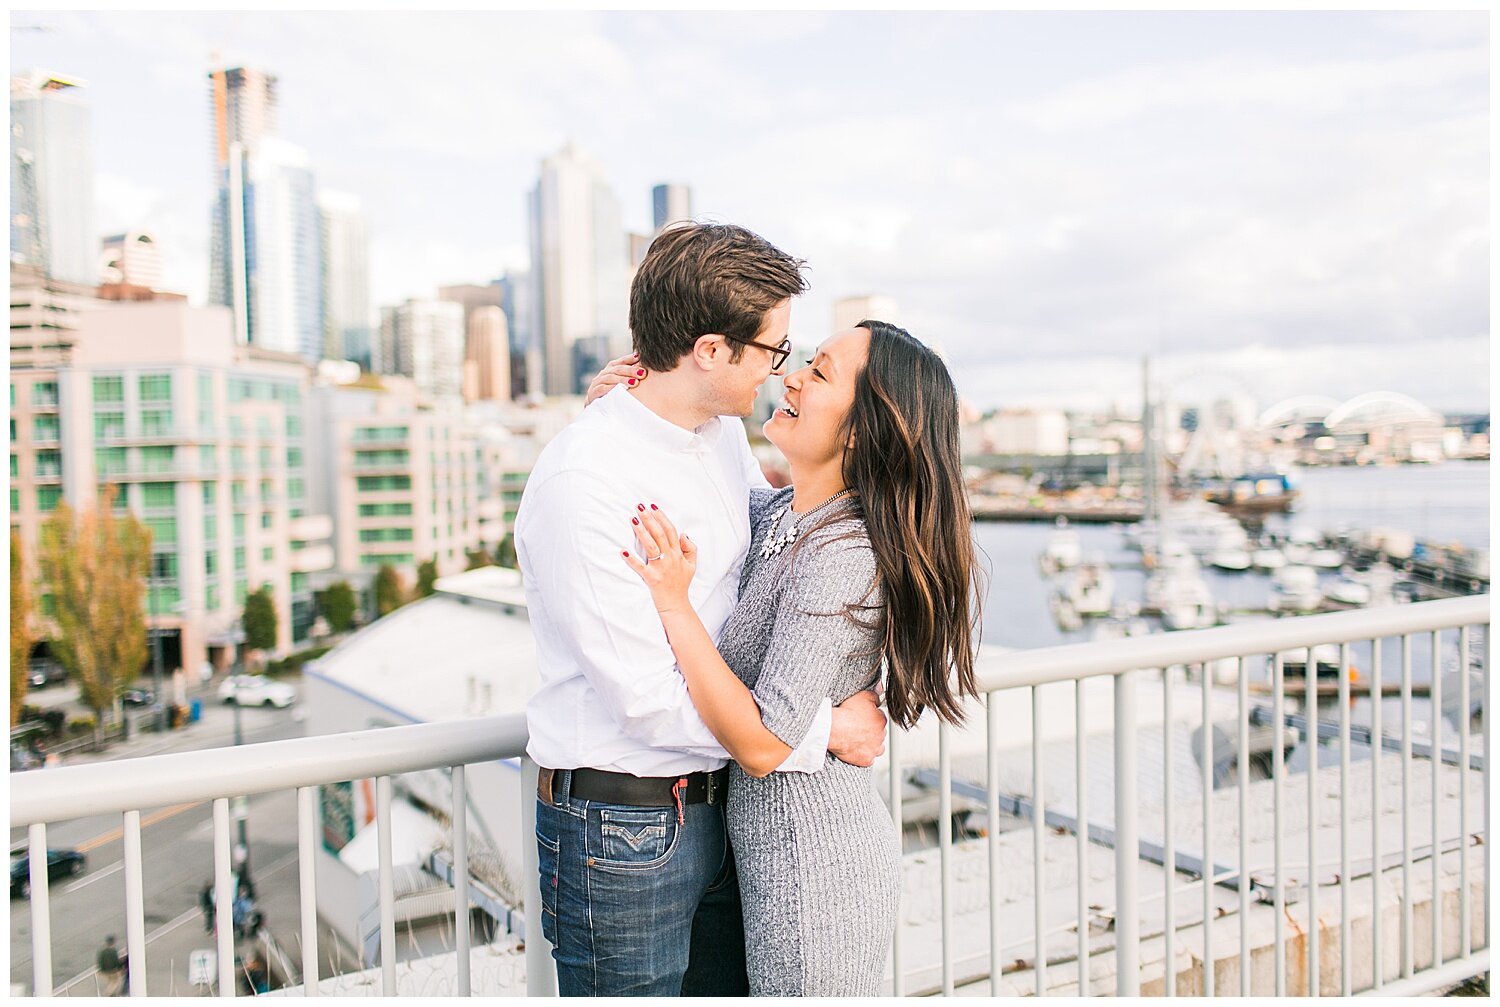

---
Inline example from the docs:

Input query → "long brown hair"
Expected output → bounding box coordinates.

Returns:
[841,320,982,729]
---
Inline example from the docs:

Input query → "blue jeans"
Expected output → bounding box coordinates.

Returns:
[536,788,748,997]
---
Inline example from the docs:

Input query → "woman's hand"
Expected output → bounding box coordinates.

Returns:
[621,504,696,616]
[585,352,647,406]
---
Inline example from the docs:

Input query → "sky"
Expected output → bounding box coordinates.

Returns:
[10,10,1490,413]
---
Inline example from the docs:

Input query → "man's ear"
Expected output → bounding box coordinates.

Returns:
[690,333,724,371]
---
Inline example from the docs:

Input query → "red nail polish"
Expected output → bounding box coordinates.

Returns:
[636,369,645,377]
[621,551,629,558]
[632,517,639,525]
[637,504,645,511]
[650,504,658,511]
[628,379,636,386]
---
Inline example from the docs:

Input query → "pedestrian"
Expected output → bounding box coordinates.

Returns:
[96,934,126,996]
[200,882,214,933]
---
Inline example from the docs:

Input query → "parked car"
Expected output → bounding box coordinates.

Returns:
[26,660,66,689]
[120,689,157,708]
[217,675,297,709]
[11,848,86,898]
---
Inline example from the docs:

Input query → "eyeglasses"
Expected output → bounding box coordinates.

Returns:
[720,333,792,371]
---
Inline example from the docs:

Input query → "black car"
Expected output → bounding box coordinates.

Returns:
[11,848,86,898]
[120,689,156,708]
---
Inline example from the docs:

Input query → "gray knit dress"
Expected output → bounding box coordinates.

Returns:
[719,487,902,996]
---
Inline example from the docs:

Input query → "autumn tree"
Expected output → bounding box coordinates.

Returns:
[374,564,405,617]
[495,533,518,570]
[415,558,439,598]
[37,490,151,737]
[11,531,34,726]
[317,580,358,634]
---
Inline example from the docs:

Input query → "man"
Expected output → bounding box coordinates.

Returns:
[518,223,888,996]
[96,935,126,996]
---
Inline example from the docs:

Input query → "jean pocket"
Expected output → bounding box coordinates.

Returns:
[536,826,560,944]
[592,807,677,871]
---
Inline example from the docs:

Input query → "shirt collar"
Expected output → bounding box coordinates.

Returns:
[601,385,725,451]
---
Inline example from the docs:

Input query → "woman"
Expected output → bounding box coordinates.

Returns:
[601,320,980,995]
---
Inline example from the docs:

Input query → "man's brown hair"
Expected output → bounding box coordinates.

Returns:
[629,223,808,372]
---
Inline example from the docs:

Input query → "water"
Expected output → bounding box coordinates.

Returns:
[973,461,1487,766]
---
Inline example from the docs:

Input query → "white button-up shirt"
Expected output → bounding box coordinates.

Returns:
[519,386,830,777]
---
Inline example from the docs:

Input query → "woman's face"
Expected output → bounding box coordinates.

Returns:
[764,326,871,468]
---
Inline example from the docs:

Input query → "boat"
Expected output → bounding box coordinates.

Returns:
[1039,518,1082,574]
[1090,614,1152,642]
[1268,565,1322,613]
[1132,499,1249,558]
[1062,562,1113,616]
[1145,559,1217,630]
[1281,644,1345,678]
[1307,548,1345,570]
[1325,575,1372,607]
[1210,548,1252,572]
[1252,548,1287,572]
[1205,472,1300,516]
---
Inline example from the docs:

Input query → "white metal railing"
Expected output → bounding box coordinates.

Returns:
[9,596,1489,997]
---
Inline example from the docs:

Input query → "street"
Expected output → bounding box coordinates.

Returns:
[10,676,360,996]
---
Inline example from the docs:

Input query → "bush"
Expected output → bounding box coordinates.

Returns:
[65,715,97,737]
[264,645,333,678]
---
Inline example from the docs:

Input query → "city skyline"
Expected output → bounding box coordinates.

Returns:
[10,10,1489,411]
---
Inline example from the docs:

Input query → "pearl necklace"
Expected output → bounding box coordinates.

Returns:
[758,489,855,561]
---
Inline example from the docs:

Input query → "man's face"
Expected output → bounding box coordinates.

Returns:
[714,299,791,417]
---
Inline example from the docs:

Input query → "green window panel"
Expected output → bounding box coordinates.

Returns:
[259,480,273,501]
[37,487,62,512]
[233,513,246,538]
[261,547,274,562]
[143,516,177,545]
[358,527,414,543]
[204,515,217,541]
[358,502,413,517]
[290,572,309,594]
[360,553,414,566]
[33,416,60,441]
[39,593,57,617]
[149,585,181,612]
[261,512,272,530]
[34,451,61,478]
[151,553,178,580]
[234,581,248,606]
[256,416,272,437]
[234,547,246,571]
[199,445,217,472]
[285,414,302,437]
[94,412,126,439]
[138,373,172,402]
[286,447,303,468]
[231,482,247,504]
[258,446,273,469]
[205,550,218,575]
[202,482,217,504]
[205,584,220,611]
[354,449,410,468]
[354,426,410,442]
[32,381,59,406]
[141,482,176,509]
[140,445,174,473]
[10,488,19,513]
[140,409,173,435]
[95,447,127,476]
[356,475,411,492]
[93,375,124,404]
[8,455,16,478]
[287,477,304,500]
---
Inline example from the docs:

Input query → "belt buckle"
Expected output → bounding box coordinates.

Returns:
[706,771,718,806]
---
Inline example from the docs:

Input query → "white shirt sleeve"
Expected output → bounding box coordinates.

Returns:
[522,469,828,772]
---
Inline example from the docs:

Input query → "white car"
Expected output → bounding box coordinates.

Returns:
[218,675,297,709]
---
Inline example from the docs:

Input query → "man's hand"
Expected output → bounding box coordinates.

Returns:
[827,689,887,767]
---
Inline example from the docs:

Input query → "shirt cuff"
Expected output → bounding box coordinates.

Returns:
[773,697,833,774]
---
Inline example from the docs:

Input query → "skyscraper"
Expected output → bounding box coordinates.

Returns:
[319,190,373,367]
[528,143,629,397]
[379,299,465,401]
[10,71,98,285]
[208,66,323,363]
[462,306,512,403]
[99,231,163,290]
[651,183,693,233]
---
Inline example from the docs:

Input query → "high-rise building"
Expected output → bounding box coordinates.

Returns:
[10,71,98,285]
[832,295,900,333]
[495,270,534,399]
[318,190,373,367]
[378,299,465,401]
[651,183,693,233]
[527,143,629,396]
[207,67,323,364]
[99,231,163,290]
[462,307,511,404]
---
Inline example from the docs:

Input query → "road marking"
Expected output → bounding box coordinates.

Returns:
[74,801,201,853]
[50,850,302,995]
[61,859,123,893]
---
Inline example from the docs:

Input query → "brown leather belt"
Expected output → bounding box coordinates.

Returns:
[538,766,727,808]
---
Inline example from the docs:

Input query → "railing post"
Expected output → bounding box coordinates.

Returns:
[1114,669,1140,996]
[521,757,557,996]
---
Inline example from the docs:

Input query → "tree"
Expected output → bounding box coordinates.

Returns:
[495,533,518,570]
[416,558,439,598]
[317,581,358,634]
[374,564,405,617]
[36,490,151,736]
[464,547,491,571]
[11,531,34,726]
[242,585,278,653]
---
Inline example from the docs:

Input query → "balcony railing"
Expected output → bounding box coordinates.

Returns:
[10,596,1489,997]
